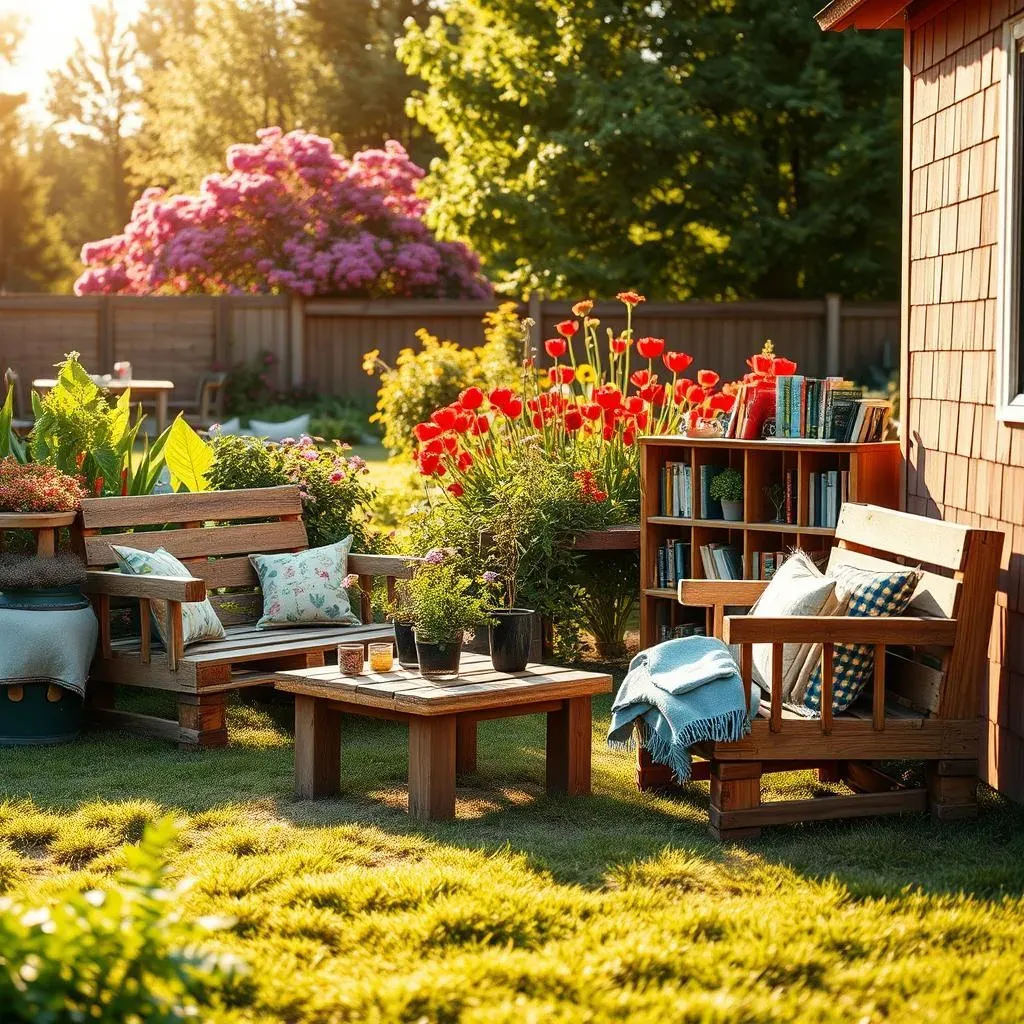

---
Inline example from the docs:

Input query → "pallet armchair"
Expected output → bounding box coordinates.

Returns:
[75,485,412,748]
[636,503,1004,840]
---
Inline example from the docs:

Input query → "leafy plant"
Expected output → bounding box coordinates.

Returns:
[0,382,27,464]
[406,552,494,646]
[0,817,245,1023]
[365,302,522,456]
[0,459,85,513]
[165,416,213,492]
[710,467,744,503]
[207,434,377,551]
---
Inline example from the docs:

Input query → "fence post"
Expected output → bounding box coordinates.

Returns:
[289,296,305,388]
[213,297,231,370]
[825,293,842,377]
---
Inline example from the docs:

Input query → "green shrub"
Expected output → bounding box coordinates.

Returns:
[0,818,245,1023]
[365,303,523,457]
[207,434,377,551]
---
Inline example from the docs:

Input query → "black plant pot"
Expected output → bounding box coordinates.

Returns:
[415,634,463,682]
[393,620,418,669]
[488,608,535,673]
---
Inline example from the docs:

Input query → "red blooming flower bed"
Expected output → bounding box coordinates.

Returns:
[0,459,86,514]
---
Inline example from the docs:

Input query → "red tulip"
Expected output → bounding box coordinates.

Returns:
[594,385,622,411]
[636,337,665,359]
[581,403,602,421]
[634,410,649,431]
[459,386,484,410]
[452,412,473,433]
[544,337,567,359]
[448,482,464,497]
[747,353,773,376]
[442,435,459,453]
[419,452,440,476]
[489,386,514,410]
[624,395,645,415]
[773,357,798,376]
[623,428,636,446]
[472,414,490,435]
[630,369,653,388]
[616,291,645,307]
[602,424,615,441]
[457,450,473,471]
[555,320,579,338]
[697,369,720,388]
[430,406,457,430]
[639,383,666,405]
[708,392,736,413]
[610,335,631,354]
[414,422,441,442]
[564,407,583,431]
[550,365,576,386]
[423,438,443,455]
[505,397,523,417]
[532,413,544,430]
[686,384,706,404]
[663,351,693,374]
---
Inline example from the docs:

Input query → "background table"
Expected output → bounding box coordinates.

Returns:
[274,653,612,820]
[32,378,175,433]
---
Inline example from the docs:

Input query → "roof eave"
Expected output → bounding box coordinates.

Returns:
[815,0,908,30]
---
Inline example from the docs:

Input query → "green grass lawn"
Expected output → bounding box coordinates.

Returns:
[3,682,1024,1022]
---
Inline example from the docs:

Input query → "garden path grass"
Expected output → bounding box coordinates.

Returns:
[3,683,1024,1023]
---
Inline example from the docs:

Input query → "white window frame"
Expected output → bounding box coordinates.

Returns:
[997,17,1024,422]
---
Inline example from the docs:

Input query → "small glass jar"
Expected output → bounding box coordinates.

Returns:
[368,642,395,673]
[337,643,364,675]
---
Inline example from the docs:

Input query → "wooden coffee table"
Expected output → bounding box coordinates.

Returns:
[273,653,612,820]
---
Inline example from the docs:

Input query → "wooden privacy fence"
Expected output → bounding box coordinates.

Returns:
[0,293,899,408]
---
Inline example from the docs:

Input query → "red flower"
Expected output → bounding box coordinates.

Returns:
[594,385,622,411]
[708,392,736,414]
[747,353,773,376]
[414,422,441,442]
[639,383,666,405]
[448,482,464,497]
[610,335,631,354]
[616,291,646,307]
[459,386,484,410]
[581,403,602,421]
[602,425,615,441]
[544,337,567,359]
[457,450,473,471]
[773,357,798,376]
[472,414,490,435]
[549,365,576,386]
[452,412,473,433]
[505,397,523,418]
[555,320,579,338]
[442,435,458,453]
[697,369,720,388]
[564,406,583,431]
[663,351,693,374]
[636,337,665,359]
[571,300,593,317]
[622,428,636,446]
[630,369,653,388]
[532,413,544,430]
[686,384,706,404]
[430,406,457,430]
[423,438,443,455]
[624,395,645,415]
[634,410,650,431]
[489,386,514,410]
[419,452,440,476]
[673,379,694,404]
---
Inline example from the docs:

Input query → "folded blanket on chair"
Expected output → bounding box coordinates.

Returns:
[607,636,760,782]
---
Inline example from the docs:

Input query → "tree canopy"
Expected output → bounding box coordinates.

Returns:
[399,0,903,300]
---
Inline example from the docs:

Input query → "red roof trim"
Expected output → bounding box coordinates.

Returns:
[815,0,908,30]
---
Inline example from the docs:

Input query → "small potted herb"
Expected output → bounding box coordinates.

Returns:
[407,550,494,681]
[710,467,744,521]
[479,504,535,673]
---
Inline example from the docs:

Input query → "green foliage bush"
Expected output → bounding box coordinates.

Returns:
[366,303,523,456]
[0,818,245,1023]
[207,434,377,551]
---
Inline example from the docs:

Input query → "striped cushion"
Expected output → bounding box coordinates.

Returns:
[802,565,920,715]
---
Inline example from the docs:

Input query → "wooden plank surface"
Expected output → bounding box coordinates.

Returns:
[723,615,957,645]
[710,788,928,830]
[835,502,969,570]
[82,570,206,602]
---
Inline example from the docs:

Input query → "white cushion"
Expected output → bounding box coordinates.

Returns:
[248,413,311,442]
[749,551,837,699]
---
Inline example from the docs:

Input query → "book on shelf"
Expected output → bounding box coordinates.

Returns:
[698,463,725,519]
[658,621,707,642]
[699,542,742,580]
[752,549,789,580]
[733,384,775,440]
[785,469,796,525]
[765,377,889,442]
[807,469,848,528]
[659,462,693,517]
[655,539,691,588]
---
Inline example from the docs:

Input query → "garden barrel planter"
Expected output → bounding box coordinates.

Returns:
[415,635,463,682]
[488,608,535,673]
[0,584,98,745]
[394,620,418,669]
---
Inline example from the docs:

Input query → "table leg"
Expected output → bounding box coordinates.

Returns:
[156,391,169,434]
[546,696,592,796]
[408,715,456,820]
[455,716,477,774]
[294,695,341,798]
[36,528,56,557]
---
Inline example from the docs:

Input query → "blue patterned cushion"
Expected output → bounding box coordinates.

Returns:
[803,565,920,715]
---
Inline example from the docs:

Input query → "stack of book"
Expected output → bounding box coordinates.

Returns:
[655,539,691,588]
[658,622,707,642]
[773,376,892,442]
[698,542,743,580]
[659,461,693,517]
[808,469,848,528]
[725,384,776,439]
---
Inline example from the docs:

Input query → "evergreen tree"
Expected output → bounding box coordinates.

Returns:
[398,0,902,300]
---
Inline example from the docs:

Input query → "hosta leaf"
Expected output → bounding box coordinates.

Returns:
[165,415,213,493]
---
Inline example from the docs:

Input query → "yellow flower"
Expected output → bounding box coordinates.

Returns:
[362,348,381,375]
[538,370,553,389]
[577,363,598,385]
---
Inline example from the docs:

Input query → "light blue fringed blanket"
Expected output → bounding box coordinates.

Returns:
[607,636,761,782]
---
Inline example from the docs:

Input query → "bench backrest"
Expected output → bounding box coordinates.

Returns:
[830,503,1003,718]
[76,485,403,625]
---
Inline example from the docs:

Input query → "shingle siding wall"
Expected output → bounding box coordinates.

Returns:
[907,0,1024,800]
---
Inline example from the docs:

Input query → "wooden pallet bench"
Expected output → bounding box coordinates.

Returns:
[75,485,412,749]
[636,503,1004,839]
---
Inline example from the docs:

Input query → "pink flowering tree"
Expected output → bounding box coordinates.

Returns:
[75,128,491,299]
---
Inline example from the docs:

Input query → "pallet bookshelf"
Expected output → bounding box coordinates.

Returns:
[639,436,901,648]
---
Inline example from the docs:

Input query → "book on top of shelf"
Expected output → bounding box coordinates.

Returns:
[738,385,775,440]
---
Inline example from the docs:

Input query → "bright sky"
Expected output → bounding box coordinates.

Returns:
[0,0,145,118]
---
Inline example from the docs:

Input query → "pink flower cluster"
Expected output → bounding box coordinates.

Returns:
[75,128,491,300]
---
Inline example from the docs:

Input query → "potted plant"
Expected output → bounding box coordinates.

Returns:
[0,553,98,745]
[0,458,85,556]
[407,550,494,681]
[385,577,418,669]
[710,467,744,521]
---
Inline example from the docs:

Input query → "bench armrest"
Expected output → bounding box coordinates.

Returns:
[722,615,957,646]
[678,580,768,607]
[82,570,207,603]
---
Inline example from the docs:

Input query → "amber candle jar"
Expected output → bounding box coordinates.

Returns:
[368,642,394,673]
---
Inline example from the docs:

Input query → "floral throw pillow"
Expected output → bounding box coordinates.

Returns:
[111,544,226,648]
[249,536,362,629]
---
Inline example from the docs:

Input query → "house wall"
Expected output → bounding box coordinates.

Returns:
[906,0,1024,800]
